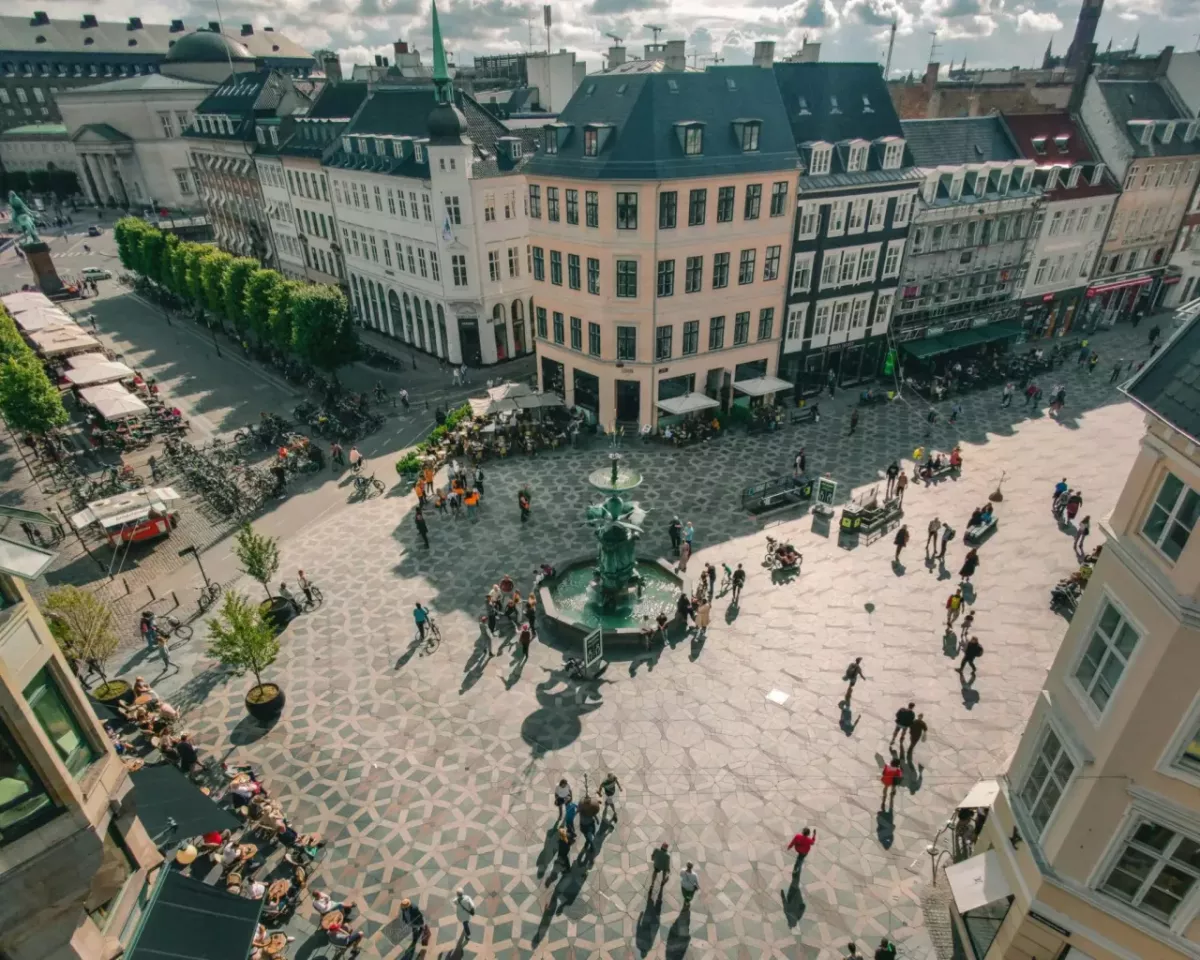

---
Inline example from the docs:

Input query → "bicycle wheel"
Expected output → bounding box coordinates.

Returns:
[370,477,384,494]
[310,586,324,603]
[171,622,194,641]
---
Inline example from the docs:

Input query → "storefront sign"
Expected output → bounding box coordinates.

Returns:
[1087,276,1153,297]
[1027,911,1070,937]
[1163,274,1181,285]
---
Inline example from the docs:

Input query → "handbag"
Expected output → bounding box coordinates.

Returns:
[420,925,431,945]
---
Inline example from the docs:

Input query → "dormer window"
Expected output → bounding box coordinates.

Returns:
[414,142,425,163]
[1021,166,1035,191]
[1160,121,1176,144]
[1045,166,1060,190]
[797,96,810,115]
[1054,134,1069,154]
[1185,121,1198,142]
[733,119,761,152]
[544,129,558,154]
[1090,162,1106,185]
[997,170,1011,195]
[808,143,831,176]
[342,136,351,152]
[269,127,278,146]
[882,139,903,170]
[356,137,368,154]
[1067,165,1081,187]
[255,126,265,144]
[1140,123,1154,145]
[847,142,868,172]
[667,78,678,94]
[674,121,704,156]
[861,94,873,114]
[584,128,597,156]
[511,141,522,159]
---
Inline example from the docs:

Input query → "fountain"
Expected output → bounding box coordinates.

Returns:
[539,447,684,641]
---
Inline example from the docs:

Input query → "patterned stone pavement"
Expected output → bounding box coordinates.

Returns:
[148,322,1156,959]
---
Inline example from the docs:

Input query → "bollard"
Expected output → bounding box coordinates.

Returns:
[123,577,130,596]
[172,591,178,609]
[148,585,156,601]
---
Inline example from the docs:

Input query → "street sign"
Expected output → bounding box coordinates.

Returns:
[815,477,838,507]
[583,626,603,668]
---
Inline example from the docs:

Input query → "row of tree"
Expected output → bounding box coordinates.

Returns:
[0,307,70,436]
[1,168,81,203]
[113,218,359,374]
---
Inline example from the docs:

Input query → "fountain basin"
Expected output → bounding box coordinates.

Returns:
[538,555,685,643]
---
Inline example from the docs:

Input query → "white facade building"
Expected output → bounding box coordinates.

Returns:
[0,122,76,175]
[254,133,304,279]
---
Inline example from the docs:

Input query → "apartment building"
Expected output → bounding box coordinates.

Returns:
[525,66,797,428]
[953,316,1200,960]
[0,565,160,960]
[1077,76,1200,323]
[1004,113,1118,338]
[1162,51,1200,306]
[893,117,1040,351]
[329,8,534,365]
[775,61,922,395]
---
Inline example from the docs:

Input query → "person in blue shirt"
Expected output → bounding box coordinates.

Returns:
[1053,478,1068,502]
[413,603,429,641]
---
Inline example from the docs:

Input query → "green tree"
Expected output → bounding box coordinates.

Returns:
[222,257,257,332]
[267,278,300,353]
[243,269,280,344]
[184,244,210,305]
[234,523,280,599]
[169,241,194,299]
[200,250,234,317]
[0,310,28,362]
[113,217,142,271]
[206,591,280,694]
[139,228,166,284]
[290,285,359,374]
[154,232,179,287]
[0,355,69,434]
[43,587,121,687]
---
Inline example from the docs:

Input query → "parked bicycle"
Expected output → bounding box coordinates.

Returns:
[351,473,385,498]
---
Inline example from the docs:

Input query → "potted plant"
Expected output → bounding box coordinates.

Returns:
[234,523,294,630]
[43,586,128,703]
[206,591,284,723]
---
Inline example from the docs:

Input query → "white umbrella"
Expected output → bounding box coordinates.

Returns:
[487,381,534,401]
[657,392,720,416]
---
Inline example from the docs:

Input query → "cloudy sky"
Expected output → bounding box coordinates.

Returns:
[13,0,1193,77]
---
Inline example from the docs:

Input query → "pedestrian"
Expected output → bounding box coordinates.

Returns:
[949,401,963,424]
[946,586,964,627]
[564,798,578,838]
[958,636,984,680]
[297,569,315,606]
[413,603,429,641]
[330,441,345,469]
[580,808,598,856]
[1149,324,1161,347]
[705,563,717,599]
[1074,515,1091,554]
[518,488,531,523]
[140,611,158,648]
[794,447,807,476]
[677,538,691,573]
[517,621,532,659]
[890,702,916,748]
[452,366,461,386]
[414,507,429,548]
[554,778,572,823]
[846,942,864,960]
[925,517,941,555]
[474,465,485,497]
[680,862,700,907]
[959,609,975,643]
[730,563,745,604]
[787,827,816,870]
[895,471,908,505]
[1088,352,1100,375]
[827,368,836,397]
[676,592,695,628]
[347,445,363,473]
[1001,382,1014,406]
[938,522,956,561]
[906,713,927,764]
[880,756,903,811]
[650,842,671,895]
[875,939,898,960]
[885,461,899,498]
[1110,359,1124,383]
[959,548,979,583]
[893,524,909,563]
[668,516,682,554]
[600,772,622,822]
[843,657,865,704]
[485,597,499,636]
[454,889,475,940]
[1077,339,1090,364]
[399,899,427,949]
[849,409,859,435]
[695,598,711,635]
[460,362,469,385]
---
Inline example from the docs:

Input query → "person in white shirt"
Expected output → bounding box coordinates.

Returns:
[680,862,700,906]
[311,890,355,919]
[220,840,242,866]
[455,888,476,940]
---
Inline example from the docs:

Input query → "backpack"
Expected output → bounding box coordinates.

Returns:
[942,525,956,542]
[972,643,984,658]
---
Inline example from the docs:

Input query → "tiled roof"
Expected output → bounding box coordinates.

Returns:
[524,66,799,181]
[901,116,1020,166]
[1098,80,1200,157]
[56,74,212,95]
[1001,112,1119,198]
[1124,312,1200,442]
[773,62,905,147]
[279,81,369,158]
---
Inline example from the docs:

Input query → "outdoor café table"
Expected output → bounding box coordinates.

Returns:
[134,694,154,706]
[268,879,291,900]
[264,933,289,956]
[320,910,344,931]
[238,843,258,863]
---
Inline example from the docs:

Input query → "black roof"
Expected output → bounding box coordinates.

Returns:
[901,116,1020,166]
[1124,314,1200,442]
[279,81,368,158]
[1098,80,1200,158]
[523,65,799,181]
[252,116,294,156]
[773,62,903,146]
[186,68,307,142]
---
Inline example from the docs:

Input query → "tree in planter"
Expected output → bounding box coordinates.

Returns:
[243,269,281,345]
[139,228,166,285]
[43,587,121,694]
[154,232,179,288]
[169,242,194,300]
[223,257,257,334]
[291,285,359,377]
[235,523,280,599]
[0,355,69,435]
[200,250,234,318]
[206,591,280,702]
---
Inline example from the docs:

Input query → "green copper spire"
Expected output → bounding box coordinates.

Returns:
[431,0,451,104]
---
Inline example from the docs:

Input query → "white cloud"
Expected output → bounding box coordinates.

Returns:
[1015,9,1062,31]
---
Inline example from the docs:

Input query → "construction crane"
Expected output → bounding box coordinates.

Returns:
[645,23,665,45]
[605,31,623,45]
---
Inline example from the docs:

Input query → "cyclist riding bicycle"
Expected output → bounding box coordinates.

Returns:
[413,603,429,641]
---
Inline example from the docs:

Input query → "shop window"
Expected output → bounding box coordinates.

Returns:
[0,718,59,846]
[23,667,97,777]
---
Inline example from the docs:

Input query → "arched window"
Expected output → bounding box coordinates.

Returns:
[436,304,448,359]
[413,297,426,352]
[349,275,364,321]
[404,292,421,348]
[492,302,506,323]
[424,299,437,357]
[511,299,523,322]
[368,282,381,328]
[376,282,393,336]
[388,290,404,341]
[511,298,526,355]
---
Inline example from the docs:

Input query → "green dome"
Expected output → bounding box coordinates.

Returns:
[166,30,254,63]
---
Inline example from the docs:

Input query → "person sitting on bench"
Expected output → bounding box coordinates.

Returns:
[775,543,800,567]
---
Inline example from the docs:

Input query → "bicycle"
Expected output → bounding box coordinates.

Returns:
[351,473,384,498]
[197,581,222,612]
[159,614,193,642]
[300,583,324,608]
[421,616,441,653]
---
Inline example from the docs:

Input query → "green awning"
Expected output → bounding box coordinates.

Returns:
[127,871,263,960]
[900,323,1024,360]
[130,763,240,846]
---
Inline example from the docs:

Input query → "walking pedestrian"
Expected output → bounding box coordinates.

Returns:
[787,827,816,871]
[580,808,597,856]
[949,401,963,424]
[843,657,866,705]
[695,598,711,635]
[414,507,429,548]
[1001,382,1014,406]
[1077,339,1091,364]
[846,942,864,960]
[1110,359,1124,383]
[474,465,485,497]
[795,447,807,476]
[599,772,622,822]
[946,586,964,628]
[517,621,532,659]
[1074,515,1091,554]
[555,824,574,867]
[958,637,984,680]
[680,862,700,907]
[518,488,531,523]
[893,525,910,563]
[668,516,682,555]
[938,522,956,561]
[650,842,671,895]
[730,563,745,604]
[890,702,916,748]
[906,713,927,764]
[925,517,941,555]
[959,548,979,583]
[827,368,836,397]
[677,538,691,573]
[452,367,461,386]
[1088,352,1100,375]
[705,563,717,599]
[849,409,859,435]
[553,779,572,823]
[454,889,475,940]
[330,441,345,469]
[400,899,427,949]
[875,939,898,960]
[413,603,429,641]
[885,461,899,499]
[1148,324,1161,348]
[959,609,975,643]
[140,611,158,649]
[880,756,903,811]
[895,472,908,505]
[154,635,174,671]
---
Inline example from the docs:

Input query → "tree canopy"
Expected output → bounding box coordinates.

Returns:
[206,591,280,691]
[290,285,359,372]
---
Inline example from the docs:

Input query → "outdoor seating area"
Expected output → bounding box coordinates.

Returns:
[440,381,576,460]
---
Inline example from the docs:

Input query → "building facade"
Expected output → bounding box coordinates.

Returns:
[0,121,75,176]
[1162,51,1200,307]
[893,117,1040,353]
[1077,76,1200,323]
[253,119,303,279]
[1004,113,1118,338]
[774,61,921,395]
[957,315,1200,960]
[525,65,797,428]
[0,572,160,960]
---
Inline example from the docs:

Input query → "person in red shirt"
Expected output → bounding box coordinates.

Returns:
[786,827,816,872]
[880,758,904,811]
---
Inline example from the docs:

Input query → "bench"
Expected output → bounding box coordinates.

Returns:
[913,463,959,484]
[965,516,998,544]
[791,405,820,424]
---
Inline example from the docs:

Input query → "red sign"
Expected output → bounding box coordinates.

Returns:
[1163,274,1182,285]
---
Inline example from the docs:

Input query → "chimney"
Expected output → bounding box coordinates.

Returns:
[241,23,253,36]
[81,13,98,28]
[394,40,409,55]
[1156,45,1174,78]
[208,20,221,32]
[923,60,940,89]
[169,18,185,31]
[1067,42,1095,114]
[608,43,626,68]
[752,40,776,68]
[128,16,143,30]
[30,11,50,26]
[665,39,686,72]
[798,38,820,62]
[322,54,342,84]
[382,56,389,67]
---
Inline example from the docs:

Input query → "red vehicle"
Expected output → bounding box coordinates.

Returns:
[70,487,180,546]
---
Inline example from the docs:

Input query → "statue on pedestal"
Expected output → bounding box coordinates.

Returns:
[7,190,63,296]
[7,191,42,246]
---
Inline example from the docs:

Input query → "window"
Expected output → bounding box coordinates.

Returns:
[858,249,877,282]
[892,194,911,228]
[770,181,788,217]
[682,320,699,355]
[791,253,814,293]
[685,256,703,293]
[374,186,383,211]
[158,111,174,138]
[588,321,601,356]
[0,718,56,846]
[882,241,902,277]
[567,254,581,290]
[712,252,730,289]
[617,192,638,230]
[684,126,703,155]
[529,185,541,218]
[1075,599,1140,712]
[1142,473,1198,562]
[174,168,192,195]
[733,312,750,345]
[616,260,638,298]
[832,301,850,333]
[488,250,500,282]
[483,193,494,221]
[536,307,548,339]
[738,249,756,285]
[708,316,725,350]
[383,240,392,267]
[883,141,903,169]
[1100,820,1200,923]
[553,311,564,344]
[544,129,558,154]
[24,668,96,777]
[656,324,673,360]
[688,188,706,226]
[508,246,520,278]
[587,257,600,294]
[532,247,545,281]
[798,204,818,237]
[397,191,408,217]
[716,186,735,222]
[741,122,760,152]
[565,189,578,225]
[586,191,599,227]
[617,326,636,360]
[370,235,379,262]
[452,254,468,286]
[839,250,859,284]
[659,191,677,229]
[430,252,440,282]
[1019,726,1076,835]
[422,194,432,221]
[763,245,781,282]
[847,198,866,232]
[550,250,562,285]
[873,291,893,328]
[828,202,846,236]
[756,307,774,341]
[820,251,840,288]
[744,184,762,220]
[850,297,869,329]
[546,187,559,222]
[847,143,867,172]
[570,316,582,351]
[809,145,831,176]
[657,259,675,297]
[813,302,831,336]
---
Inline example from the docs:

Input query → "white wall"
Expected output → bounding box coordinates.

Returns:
[1167,50,1200,115]
[1021,193,1113,297]
[525,51,583,114]
[0,136,76,173]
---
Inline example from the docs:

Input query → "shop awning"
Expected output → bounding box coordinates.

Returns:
[0,290,54,315]
[958,779,1001,809]
[468,395,517,417]
[946,849,1013,913]
[1088,275,1154,297]
[127,870,263,960]
[70,486,180,531]
[516,392,564,410]
[900,323,1024,360]
[0,535,56,580]
[129,763,240,845]
[64,361,135,387]
[487,381,534,401]
[66,352,112,369]
[733,375,793,397]
[13,303,76,333]
[27,324,101,358]
[657,392,721,415]
[78,383,148,420]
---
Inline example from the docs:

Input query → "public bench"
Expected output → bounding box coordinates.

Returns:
[791,404,820,425]
[965,515,998,544]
